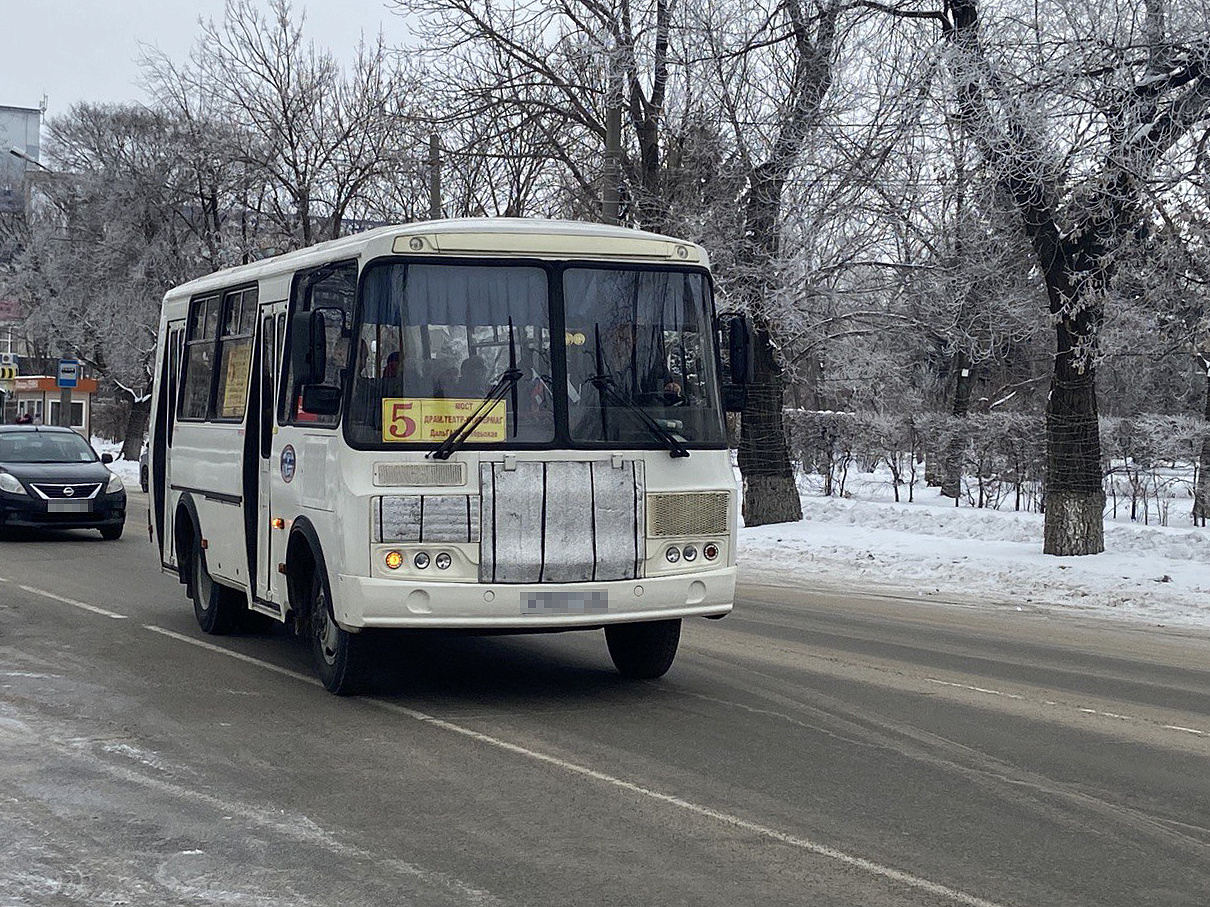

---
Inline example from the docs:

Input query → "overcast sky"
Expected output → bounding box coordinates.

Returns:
[2,0,408,114]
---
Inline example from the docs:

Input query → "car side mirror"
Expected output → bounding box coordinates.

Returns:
[101,453,114,464]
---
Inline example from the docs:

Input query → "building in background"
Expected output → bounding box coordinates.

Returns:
[1,103,43,216]
[1,103,44,421]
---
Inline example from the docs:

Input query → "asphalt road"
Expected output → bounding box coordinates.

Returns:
[2,492,1208,907]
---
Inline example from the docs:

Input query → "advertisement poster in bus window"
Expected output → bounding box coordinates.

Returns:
[219,341,253,418]
[382,397,507,443]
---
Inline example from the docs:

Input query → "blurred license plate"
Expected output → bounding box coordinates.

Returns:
[48,500,91,513]
[522,590,608,615]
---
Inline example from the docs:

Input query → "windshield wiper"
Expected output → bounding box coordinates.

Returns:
[429,319,522,461]
[588,328,688,458]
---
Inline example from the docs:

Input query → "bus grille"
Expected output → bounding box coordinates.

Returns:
[646,492,730,538]
[479,460,645,584]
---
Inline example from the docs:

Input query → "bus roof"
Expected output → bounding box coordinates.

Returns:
[165,218,710,302]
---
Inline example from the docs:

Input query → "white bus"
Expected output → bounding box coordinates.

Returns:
[148,219,746,694]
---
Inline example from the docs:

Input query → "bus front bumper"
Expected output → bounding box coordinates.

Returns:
[332,566,736,630]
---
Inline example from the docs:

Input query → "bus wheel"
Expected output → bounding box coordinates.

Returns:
[604,619,681,680]
[308,564,368,695]
[191,537,240,635]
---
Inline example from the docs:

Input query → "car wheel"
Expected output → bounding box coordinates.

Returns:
[100,523,123,541]
[604,619,681,680]
[191,535,241,635]
[309,562,369,695]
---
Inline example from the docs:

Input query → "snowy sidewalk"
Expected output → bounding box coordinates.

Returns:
[738,491,1210,630]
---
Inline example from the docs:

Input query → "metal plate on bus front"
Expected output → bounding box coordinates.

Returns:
[522,590,609,615]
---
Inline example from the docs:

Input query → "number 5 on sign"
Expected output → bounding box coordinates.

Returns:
[383,400,417,440]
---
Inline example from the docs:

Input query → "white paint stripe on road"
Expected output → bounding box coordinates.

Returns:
[142,626,317,685]
[927,677,1208,738]
[1163,725,1208,737]
[926,679,1024,700]
[18,584,127,619]
[146,623,1008,907]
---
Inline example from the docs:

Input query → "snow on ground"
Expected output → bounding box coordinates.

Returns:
[740,472,1210,630]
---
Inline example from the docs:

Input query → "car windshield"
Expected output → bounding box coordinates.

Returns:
[0,431,98,463]
[346,262,555,447]
[564,267,726,446]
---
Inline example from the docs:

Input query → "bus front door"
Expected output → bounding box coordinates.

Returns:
[253,305,289,610]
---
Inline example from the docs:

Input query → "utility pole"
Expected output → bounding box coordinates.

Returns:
[602,101,622,225]
[429,133,442,220]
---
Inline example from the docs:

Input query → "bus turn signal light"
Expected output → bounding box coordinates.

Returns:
[385,550,404,570]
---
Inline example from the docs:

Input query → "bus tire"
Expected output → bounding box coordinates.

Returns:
[191,536,241,635]
[308,562,369,695]
[604,619,681,680]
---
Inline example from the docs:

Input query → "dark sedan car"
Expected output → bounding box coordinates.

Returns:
[0,425,127,540]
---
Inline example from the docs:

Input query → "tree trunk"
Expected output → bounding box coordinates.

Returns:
[941,352,972,499]
[738,325,802,527]
[122,395,151,461]
[1043,490,1106,556]
[1042,315,1104,555]
[1194,367,1210,527]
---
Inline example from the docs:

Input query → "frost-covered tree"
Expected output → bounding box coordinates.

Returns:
[147,0,413,249]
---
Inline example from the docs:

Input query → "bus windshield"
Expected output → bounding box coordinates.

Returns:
[347,262,555,446]
[564,267,726,447]
[345,260,726,449]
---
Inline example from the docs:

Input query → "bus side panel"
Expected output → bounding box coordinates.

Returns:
[170,422,252,591]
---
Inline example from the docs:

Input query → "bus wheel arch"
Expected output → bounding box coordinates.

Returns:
[175,493,241,634]
[173,494,201,595]
[285,519,370,695]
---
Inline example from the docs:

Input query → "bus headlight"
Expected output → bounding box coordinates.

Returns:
[413,551,431,570]
[682,544,698,562]
[435,552,452,570]
[665,546,681,563]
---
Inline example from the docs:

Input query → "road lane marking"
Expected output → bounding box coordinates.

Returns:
[142,626,317,685]
[927,677,1208,738]
[17,584,128,620]
[926,679,1024,700]
[147,624,1008,907]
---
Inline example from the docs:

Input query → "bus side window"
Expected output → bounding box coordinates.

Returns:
[281,260,358,427]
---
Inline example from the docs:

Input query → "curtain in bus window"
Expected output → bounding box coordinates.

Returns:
[348,263,554,446]
[564,268,725,447]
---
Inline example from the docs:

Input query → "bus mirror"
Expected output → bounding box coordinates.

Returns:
[301,384,342,415]
[308,309,329,383]
[727,315,752,385]
[722,384,747,413]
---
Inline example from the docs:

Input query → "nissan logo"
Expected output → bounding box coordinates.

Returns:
[63,486,75,497]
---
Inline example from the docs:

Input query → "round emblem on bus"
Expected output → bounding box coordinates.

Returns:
[280,445,297,483]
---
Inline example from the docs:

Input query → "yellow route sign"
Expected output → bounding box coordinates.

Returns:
[0,366,16,381]
[382,397,507,443]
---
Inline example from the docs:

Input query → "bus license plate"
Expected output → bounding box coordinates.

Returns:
[522,590,608,615]
[48,500,91,513]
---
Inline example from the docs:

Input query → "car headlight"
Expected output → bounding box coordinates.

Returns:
[105,472,125,494]
[0,473,27,495]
